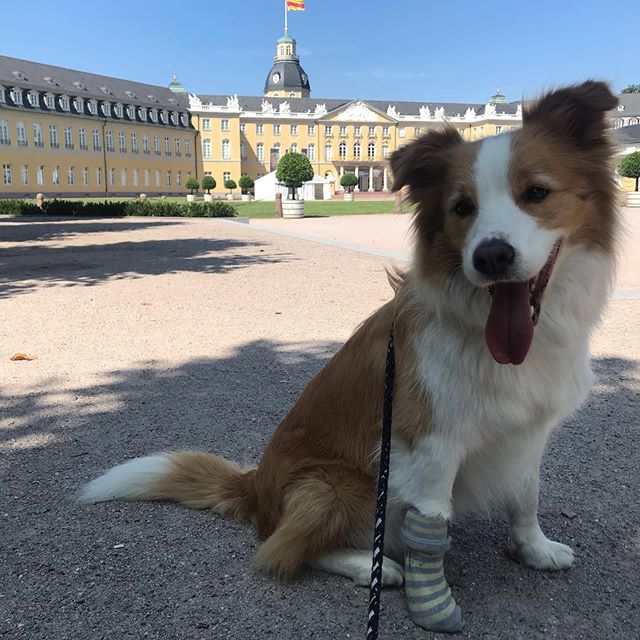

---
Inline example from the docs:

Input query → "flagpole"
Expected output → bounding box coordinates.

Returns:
[284,0,288,33]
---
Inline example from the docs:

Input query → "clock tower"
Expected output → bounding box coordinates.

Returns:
[263,32,311,99]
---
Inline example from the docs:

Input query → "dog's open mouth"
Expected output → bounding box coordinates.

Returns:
[485,241,562,365]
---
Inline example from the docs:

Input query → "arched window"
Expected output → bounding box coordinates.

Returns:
[353,143,361,159]
[339,142,346,159]
[630,118,639,126]
[368,143,375,159]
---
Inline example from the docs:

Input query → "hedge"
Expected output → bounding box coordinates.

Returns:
[0,199,237,218]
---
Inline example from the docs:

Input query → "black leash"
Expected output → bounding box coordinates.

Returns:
[366,324,396,640]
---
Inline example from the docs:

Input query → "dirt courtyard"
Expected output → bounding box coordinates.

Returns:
[1,213,638,639]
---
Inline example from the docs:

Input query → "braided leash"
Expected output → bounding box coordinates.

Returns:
[366,324,396,640]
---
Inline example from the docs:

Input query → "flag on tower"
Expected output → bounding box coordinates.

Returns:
[287,0,304,10]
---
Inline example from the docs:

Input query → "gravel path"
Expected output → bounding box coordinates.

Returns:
[1,213,638,640]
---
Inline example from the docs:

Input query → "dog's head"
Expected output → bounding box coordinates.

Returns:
[391,81,618,365]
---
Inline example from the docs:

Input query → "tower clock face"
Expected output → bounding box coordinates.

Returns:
[272,73,281,84]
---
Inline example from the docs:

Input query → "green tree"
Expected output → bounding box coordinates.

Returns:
[201,175,216,194]
[224,179,237,194]
[238,175,255,195]
[621,84,640,94]
[619,151,640,191]
[340,172,358,194]
[276,152,314,200]
[185,176,199,194]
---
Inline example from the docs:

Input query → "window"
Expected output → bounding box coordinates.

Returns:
[257,142,264,162]
[105,130,114,152]
[0,87,5,103]
[144,169,150,187]
[398,127,406,138]
[67,166,75,186]
[185,139,191,158]
[0,120,9,144]
[2,164,12,185]
[114,104,123,118]
[149,109,158,123]
[59,96,70,111]
[272,143,281,163]
[495,125,502,134]
[339,125,347,136]
[166,170,172,187]
[109,168,115,186]
[221,119,230,131]
[138,107,147,122]
[44,94,55,109]
[353,143,361,159]
[10,88,23,105]
[308,143,315,161]
[16,121,27,146]
[164,136,171,155]
[240,141,247,160]
[120,168,127,186]
[33,123,43,147]
[21,164,29,185]
[155,170,161,187]
[37,165,45,186]
[202,138,211,159]
[126,105,134,119]
[339,142,346,159]
[354,125,361,136]
[382,144,389,158]
[88,100,97,115]
[92,129,101,151]
[96,167,103,187]
[64,127,73,149]
[154,136,160,155]
[240,123,246,133]
[52,166,60,186]
[290,124,298,136]
[119,132,126,152]
[202,118,211,131]
[160,111,167,124]
[49,124,59,148]
[102,102,111,116]
[132,169,140,187]
[256,123,264,135]
[324,144,332,161]
[130,133,138,153]
[222,139,231,159]
[175,137,181,156]
[82,167,89,186]
[382,126,390,137]
[368,126,376,137]
[308,125,315,136]
[368,142,375,159]
[414,127,422,136]
[176,170,181,187]
[223,171,231,182]
[74,97,83,113]
[273,124,281,135]
[28,91,39,107]
[143,135,150,154]
[290,143,298,154]
[78,128,87,150]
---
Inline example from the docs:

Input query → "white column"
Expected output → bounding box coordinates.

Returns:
[339,166,344,192]
[354,166,360,192]
[368,165,375,191]
[383,166,389,192]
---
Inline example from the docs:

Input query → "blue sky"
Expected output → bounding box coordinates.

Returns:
[2,1,634,103]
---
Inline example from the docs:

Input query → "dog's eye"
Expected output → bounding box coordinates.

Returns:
[453,199,476,217]
[524,186,550,203]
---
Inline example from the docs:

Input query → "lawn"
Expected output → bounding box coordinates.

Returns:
[234,199,409,218]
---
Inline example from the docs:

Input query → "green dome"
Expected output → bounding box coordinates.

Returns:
[277,32,296,44]
[489,89,508,104]
[168,75,185,93]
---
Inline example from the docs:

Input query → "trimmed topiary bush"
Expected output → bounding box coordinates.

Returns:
[620,151,640,191]
[276,152,314,200]
[238,176,254,195]
[224,179,237,194]
[201,175,216,194]
[340,172,358,193]
[185,176,200,194]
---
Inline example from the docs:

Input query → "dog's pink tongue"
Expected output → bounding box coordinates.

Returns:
[485,282,533,365]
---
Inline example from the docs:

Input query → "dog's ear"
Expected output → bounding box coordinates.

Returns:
[390,127,462,197]
[523,81,618,147]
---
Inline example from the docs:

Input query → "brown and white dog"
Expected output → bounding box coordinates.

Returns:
[82,82,619,600]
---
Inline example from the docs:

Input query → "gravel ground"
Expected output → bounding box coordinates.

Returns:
[0,213,638,640]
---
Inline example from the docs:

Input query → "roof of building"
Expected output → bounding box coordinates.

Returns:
[168,75,186,93]
[264,61,311,95]
[277,33,296,44]
[489,90,508,104]
[617,92,640,116]
[196,94,521,118]
[0,55,190,110]
[614,124,640,144]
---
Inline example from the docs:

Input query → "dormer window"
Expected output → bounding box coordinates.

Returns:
[125,90,136,100]
[138,107,147,121]
[74,97,84,112]
[88,99,97,115]
[44,76,58,87]
[73,81,86,91]
[126,105,134,119]
[180,113,187,126]
[28,91,39,107]
[149,109,158,122]
[12,70,27,81]
[102,102,111,116]
[170,112,177,125]
[147,94,158,103]
[44,93,55,109]
[0,87,6,103]
[160,111,167,123]
[10,88,23,105]
[617,105,625,112]
[59,96,70,111]
[114,103,123,118]
[100,86,113,95]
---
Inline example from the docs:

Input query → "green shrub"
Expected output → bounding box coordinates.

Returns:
[185,176,200,194]
[619,151,640,191]
[224,179,237,192]
[201,175,216,193]
[340,172,358,193]
[0,199,237,218]
[238,176,254,195]
[276,152,314,199]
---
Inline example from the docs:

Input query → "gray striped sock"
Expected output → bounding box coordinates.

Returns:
[401,507,464,633]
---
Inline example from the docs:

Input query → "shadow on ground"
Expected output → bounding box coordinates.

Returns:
[0,344,638,639]
[0,218,294,298]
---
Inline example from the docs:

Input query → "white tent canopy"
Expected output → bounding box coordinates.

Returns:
[254,171,333,201]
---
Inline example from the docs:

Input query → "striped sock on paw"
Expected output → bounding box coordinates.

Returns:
[401,507,464,634]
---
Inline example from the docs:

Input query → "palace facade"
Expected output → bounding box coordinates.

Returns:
[1,30,637,198]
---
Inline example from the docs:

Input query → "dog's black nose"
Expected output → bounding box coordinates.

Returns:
[473,239,515,278]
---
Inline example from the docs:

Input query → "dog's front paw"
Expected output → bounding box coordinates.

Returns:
[508,537,575,571]
[352,557,404,588]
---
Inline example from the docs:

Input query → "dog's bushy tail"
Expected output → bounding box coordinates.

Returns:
[80,452,257,522]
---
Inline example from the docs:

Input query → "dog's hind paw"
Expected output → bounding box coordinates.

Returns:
[509,537,575,571]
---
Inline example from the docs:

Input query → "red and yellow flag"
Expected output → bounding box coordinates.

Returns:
[287,0,304,10]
